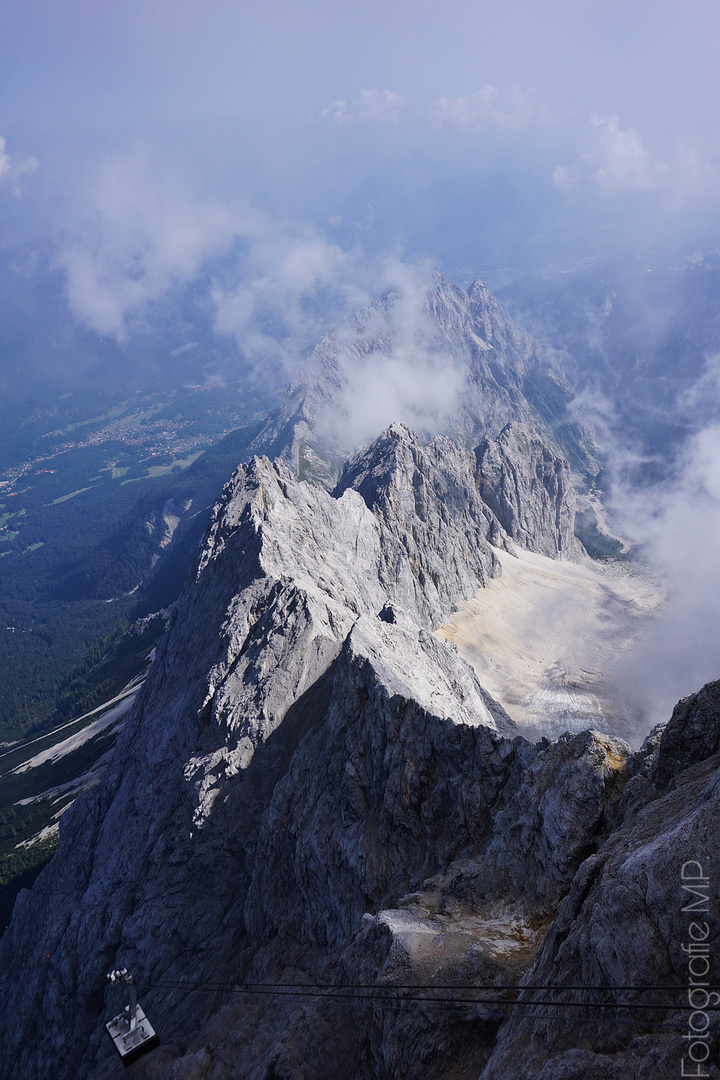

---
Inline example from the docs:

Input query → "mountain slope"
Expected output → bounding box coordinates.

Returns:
[0,423,702,1080]
[0,423,570,1078]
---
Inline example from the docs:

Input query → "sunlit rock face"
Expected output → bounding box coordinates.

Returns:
[0,422,710,1080]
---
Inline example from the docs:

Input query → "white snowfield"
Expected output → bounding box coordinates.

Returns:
[436,547,664,742]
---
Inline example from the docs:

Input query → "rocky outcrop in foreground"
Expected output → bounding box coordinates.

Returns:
[481,684,720,1080]
[0,425,714,1080]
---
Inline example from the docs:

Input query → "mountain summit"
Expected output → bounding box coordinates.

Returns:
[251,275,593,486]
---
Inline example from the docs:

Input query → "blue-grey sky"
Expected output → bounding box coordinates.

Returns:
[1,0,720,335]
[3,1,719,138]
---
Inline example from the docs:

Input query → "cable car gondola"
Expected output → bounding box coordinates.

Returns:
[105,968,159,1067]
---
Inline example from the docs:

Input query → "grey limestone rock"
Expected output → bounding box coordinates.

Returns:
[459,728,630,909]
[651,679,720,789]
[474,420,583,558]
[335,422,509,624]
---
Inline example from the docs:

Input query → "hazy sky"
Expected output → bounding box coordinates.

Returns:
[2,0,720,338]
[3,1,719,142]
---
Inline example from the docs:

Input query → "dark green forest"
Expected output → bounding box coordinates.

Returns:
[0,418,266,740]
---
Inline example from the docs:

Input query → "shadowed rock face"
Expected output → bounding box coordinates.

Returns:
[481,681,720,1080]
[0,424,713,1080]
[474,421,582,559]
[650,680,720,788]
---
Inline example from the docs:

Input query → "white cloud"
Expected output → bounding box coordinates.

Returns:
[609,422,720,728]
[57,152,246,337]
[554,114,661,195]
[55,149,375,356]
[327,347,467,449]
[429,85,552,131]
[319,85,552,133]
[320,89,405,125]
[211,227,370,373]
[553,114,715,200]
[0,135,38,196]
[566,367,720,729]
[315,261,468,450]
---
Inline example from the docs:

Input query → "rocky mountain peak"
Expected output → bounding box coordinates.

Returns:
[334,425,507,624]
[249,274,591,487]
[427,275,534,359]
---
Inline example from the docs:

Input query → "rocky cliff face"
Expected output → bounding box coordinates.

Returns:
[481,683,720,1080]
[474,421,582,558]
[0,424,710,1080]
[334,423,510,621]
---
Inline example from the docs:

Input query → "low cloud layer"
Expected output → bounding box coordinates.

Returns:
[211,226,370,375]
[58,153,242,338]
[55,151,374,374]
[554,114,715,202]
[315,262,468,449]
[327,347,467,449]
[607,419,720,730]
